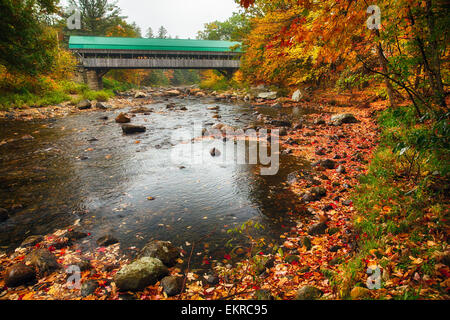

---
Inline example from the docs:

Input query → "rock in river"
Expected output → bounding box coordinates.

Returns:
[96,235,119,247]
[25,249,60,276]
[115,113,131,124]
[4,263,36,287]
[114,257,169,292]
[138,240,180,267]
[160,276,184,296]
[77,99,92,110]
[121,124,146,134]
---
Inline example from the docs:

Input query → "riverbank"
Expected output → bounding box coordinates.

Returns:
[0,89,448,300]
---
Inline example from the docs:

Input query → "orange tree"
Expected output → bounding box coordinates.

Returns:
[239,0,448,113]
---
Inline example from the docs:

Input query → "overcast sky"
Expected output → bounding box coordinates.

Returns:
[63,0,240,39]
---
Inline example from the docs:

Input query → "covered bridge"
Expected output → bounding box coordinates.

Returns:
[69,36,242,90]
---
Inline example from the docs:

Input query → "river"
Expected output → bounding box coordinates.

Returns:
[0,95,316,267]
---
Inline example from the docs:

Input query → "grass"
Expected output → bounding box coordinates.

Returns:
[0,78,135,111]
[335,105,449,299]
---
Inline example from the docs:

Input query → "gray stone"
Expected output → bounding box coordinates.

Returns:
[95,102,108,109]
[138,240,180,267]
[4,263,36,287]
[257,91,277,100]
[295,286,323,300]
[331,113,358,126]
[308,222,328,236]
[291,89,303,102]
[161,276,183,296]
[25,249,60,276]
[77,99,92,110]
[96,235,119,247]
[81,280,99,297]
[114,257,169,292]
[121,124,146,134]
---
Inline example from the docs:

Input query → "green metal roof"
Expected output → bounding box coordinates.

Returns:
[69,36,241,53]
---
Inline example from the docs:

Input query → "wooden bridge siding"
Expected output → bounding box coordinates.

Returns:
[81,58,240,69]
[75,49,241,57]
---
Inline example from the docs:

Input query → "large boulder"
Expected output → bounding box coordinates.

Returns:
[295,286,323,300]
[330,113,358,126]
[114,257,169,292]
[138,240,180,267]
[25,249,60,276]
[77,99,92,110]
[4,263,36,287]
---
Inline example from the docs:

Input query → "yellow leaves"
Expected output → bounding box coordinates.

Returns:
[409,256,423,265]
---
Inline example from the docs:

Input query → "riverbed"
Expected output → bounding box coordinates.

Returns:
[0,96,316,267]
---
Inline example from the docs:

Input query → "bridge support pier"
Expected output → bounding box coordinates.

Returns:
[85,69,109,91]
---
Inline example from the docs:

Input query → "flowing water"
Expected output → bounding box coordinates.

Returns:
[0,96,316,267]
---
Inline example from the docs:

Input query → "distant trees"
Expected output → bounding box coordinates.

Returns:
[146,27,154,39]
[157,26,168,39]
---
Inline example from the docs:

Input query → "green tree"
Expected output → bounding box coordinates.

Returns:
[197,12,250,41]
[157,26,168,39]
[67,0,121,36]
[0,0,59,75]
[146,27,154,38]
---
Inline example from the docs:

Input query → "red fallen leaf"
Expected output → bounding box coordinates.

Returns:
[202,259,210,265]
[97,247,106,253]
[224,254,231,260]
[48,246,56,252]
[252,285,260,290]
[258,251,264,255]
[439,268,450,278]
[87,233,91,236]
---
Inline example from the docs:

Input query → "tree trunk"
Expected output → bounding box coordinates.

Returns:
[376,40,396,108]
